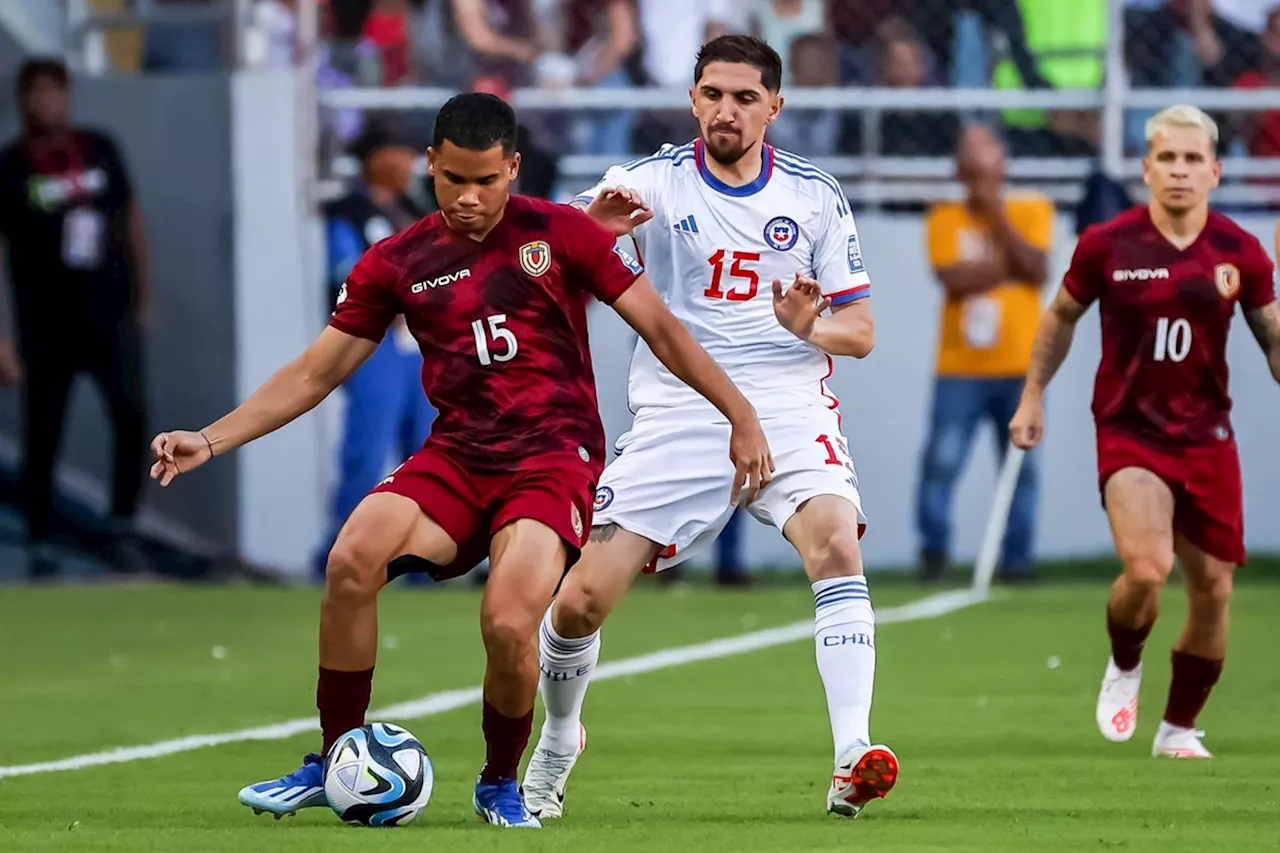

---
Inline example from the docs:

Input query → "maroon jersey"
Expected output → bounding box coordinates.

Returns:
[1063,206,1276,446]
[329,194,643,470]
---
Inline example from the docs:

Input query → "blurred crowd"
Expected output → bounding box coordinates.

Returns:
[223,0,1280,161]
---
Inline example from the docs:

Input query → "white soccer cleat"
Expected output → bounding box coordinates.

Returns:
[1152,722,1213,759]
[826,743,898,818]
[1096,657,1141,743]
[521,724,586,820]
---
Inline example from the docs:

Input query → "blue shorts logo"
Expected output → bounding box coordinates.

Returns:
[847,233,865,274]
[763,216,799,251]
[613,244,643,274]
[594,486,614,511]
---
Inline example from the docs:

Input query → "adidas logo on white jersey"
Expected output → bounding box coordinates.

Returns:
[673,215,699,234]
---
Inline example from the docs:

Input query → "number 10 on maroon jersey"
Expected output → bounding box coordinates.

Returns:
[1062,207,1276,445]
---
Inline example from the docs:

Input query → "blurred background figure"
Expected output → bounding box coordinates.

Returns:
[767,33,843,156]
[0,58,152,579]
[313,124,436,579]
[916,124,1051,585]
[531,0,640,156]
[713,509,750,586]
[142,0,228,72]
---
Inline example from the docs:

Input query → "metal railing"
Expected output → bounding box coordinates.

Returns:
[308,0,1280,207]
[316,82,1280,208]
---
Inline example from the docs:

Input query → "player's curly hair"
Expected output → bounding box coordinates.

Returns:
[432,93,518,156]
[694,35,783,93]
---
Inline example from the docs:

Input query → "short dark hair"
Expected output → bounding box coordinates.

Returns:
[432,93,518,156]
[349,116,412,163]
[17,57,68,98]
[694,35,783,93]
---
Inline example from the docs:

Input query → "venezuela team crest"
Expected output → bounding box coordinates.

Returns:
[520,240,552,276]
[1214,263,1240,299]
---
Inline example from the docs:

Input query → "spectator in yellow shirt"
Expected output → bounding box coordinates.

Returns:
[917,125,1052,584]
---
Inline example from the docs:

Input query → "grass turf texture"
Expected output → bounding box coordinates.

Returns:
[2,569,1278,852]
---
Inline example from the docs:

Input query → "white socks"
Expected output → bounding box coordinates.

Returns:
[536,606,600,755]
[536,578,876,763]
[812,576,876,761]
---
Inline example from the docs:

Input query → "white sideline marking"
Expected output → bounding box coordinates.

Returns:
[0,588,986,780]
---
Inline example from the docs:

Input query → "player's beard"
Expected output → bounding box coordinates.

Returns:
[702,128,756,166]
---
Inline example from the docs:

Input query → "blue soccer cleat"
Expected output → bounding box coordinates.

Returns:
[473,777,542,828]
[238,753,329,818]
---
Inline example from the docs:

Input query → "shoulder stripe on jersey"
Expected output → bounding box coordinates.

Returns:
[772,150,849,216]
[828,284,870,306]
[618,141,694,168]
[623,152,696,173]
[571,194,593,205]
[772,147,840,179]
[774,164,848,217]
[621,141,696,171]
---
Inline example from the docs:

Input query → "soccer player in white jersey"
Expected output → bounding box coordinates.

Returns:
[522,35,896,818]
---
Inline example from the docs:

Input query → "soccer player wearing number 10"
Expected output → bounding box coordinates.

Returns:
[1010,106,1280,759]
[147,93,772,829]
[522,36,896,820]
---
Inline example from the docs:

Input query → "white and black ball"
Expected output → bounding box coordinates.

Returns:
[324,723,433,826]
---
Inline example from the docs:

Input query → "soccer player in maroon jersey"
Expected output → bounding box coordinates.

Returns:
[147,93,773,826]
[1009,105,1280,759]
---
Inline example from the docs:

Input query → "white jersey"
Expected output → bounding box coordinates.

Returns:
[575,139,872,416]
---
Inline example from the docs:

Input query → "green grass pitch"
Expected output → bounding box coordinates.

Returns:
[2,573,1278,852]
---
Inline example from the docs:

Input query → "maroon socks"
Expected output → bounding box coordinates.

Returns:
[1106,611,1153,672]
[1164,651,1223,729]
[479,700,534,784]
[317,666,374,754]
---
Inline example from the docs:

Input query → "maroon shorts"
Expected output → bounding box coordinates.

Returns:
[1096,429,1245,565]
[371,443,600,581]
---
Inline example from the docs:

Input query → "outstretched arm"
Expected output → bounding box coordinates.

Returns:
[1245,300,1280,383]
[202,327,377,455]
[612,276,774,503]
[612,276,755,424]
[150,327,377,486]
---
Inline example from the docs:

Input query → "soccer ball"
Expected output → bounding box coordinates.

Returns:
[324,723,434,826]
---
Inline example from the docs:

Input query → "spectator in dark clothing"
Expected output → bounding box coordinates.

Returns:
[841,21,959,159]
[827,0,1045,88]
[1126,0,1260,88]
[0,59,152,578]
[314,125,435,579]
[1229,7,1280,163]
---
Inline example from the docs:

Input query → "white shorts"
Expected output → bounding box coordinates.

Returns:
[593,404,867,572]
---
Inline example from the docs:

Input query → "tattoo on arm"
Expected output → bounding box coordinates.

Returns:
[1024,290,1086,395]
[1245,301,1280,381]
[589,523,619,543]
